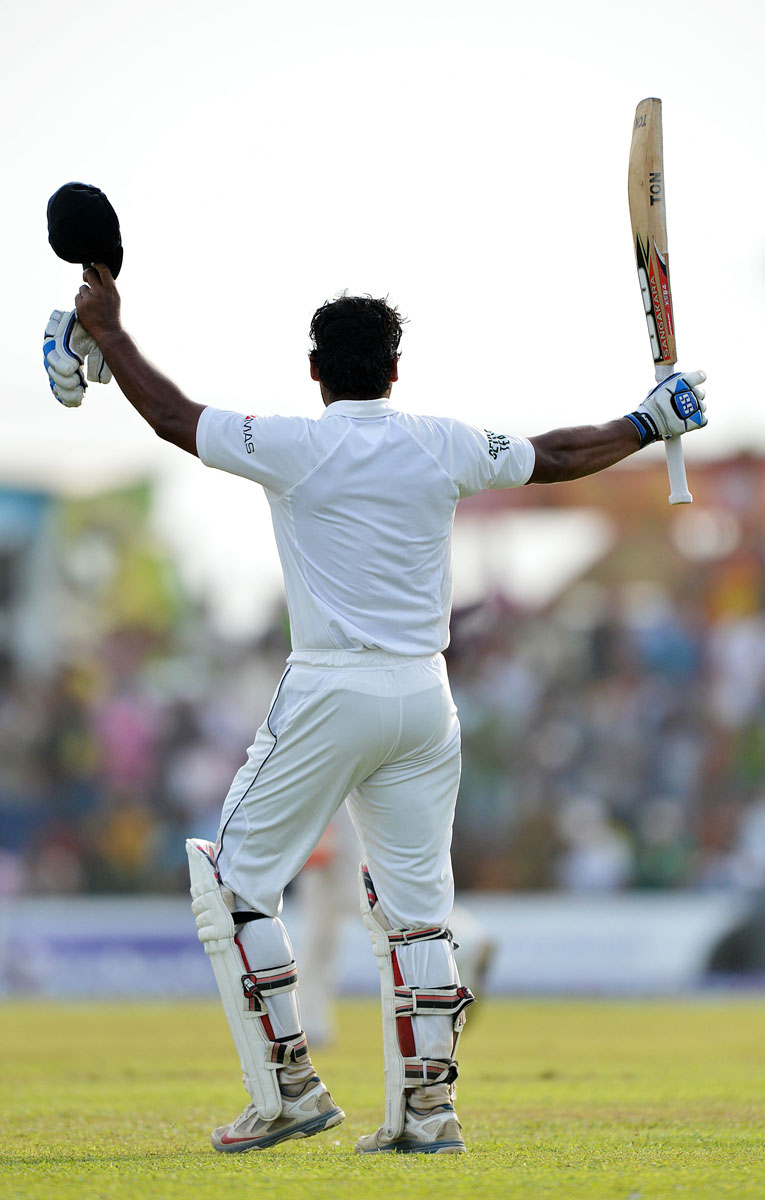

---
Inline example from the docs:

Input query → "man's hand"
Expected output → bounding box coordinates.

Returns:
[625,371,707,446]
[43,309,112,407]
[75,263,122,343]
[62,274,206,454]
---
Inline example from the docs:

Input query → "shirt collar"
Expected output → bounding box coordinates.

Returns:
[321,398,393,419]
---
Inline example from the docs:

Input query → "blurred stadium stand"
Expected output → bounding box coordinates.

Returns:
[1,456,764,991]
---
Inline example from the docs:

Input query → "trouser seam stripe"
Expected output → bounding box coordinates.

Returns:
[217,667,292,862]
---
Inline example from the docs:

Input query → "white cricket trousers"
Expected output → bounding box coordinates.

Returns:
[215,650,461,929]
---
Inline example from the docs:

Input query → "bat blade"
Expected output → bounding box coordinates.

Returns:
[628,97,692,504]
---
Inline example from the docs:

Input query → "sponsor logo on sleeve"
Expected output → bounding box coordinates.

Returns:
[485,429,511,460]
[243,415,256,454]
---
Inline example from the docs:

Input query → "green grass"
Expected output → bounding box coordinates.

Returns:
[1,997,764,1198]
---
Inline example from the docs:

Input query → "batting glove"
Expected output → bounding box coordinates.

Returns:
[625,370,707,446]
[43,308,112,408]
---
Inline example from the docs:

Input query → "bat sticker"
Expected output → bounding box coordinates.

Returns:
[635,234,675,365]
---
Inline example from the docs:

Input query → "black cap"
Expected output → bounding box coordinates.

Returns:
[47,182,123,278]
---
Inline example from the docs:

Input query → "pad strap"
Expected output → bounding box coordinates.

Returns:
[394,984,475,1020]
[403,1057,460,1086]
[387,926,454,946]
[241,962,299,1013]
[267,1032,309,1066]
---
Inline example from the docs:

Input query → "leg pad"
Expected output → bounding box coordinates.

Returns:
[359,863,474,1139]
[187,838,305,1118]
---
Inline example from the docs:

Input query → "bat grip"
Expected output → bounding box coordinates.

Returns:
[665,437,692,505]
[655,362,692,505]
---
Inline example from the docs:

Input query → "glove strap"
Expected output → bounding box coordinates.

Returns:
[625,410,660,447]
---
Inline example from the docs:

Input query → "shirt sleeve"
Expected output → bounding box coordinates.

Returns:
[447,420,536,497]
[196,406,308,495]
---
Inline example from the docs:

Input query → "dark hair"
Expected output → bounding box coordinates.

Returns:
[309,294,405,399]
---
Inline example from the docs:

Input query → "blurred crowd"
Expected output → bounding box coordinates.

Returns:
[0,624,290,896]
[447,583,765,893]
[0,475,764,898]
[0,585,763,898]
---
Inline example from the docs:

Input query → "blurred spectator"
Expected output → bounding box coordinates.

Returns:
[554,795,633,892]
[716,794,765,892]
[632,797,692,889]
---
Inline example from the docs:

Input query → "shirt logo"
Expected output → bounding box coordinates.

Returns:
[485,429,511,460]
[243,416,255,454]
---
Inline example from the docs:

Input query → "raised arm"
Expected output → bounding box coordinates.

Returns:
[75,265,205,456]
[527,371,707,485]
[528,419,640,483]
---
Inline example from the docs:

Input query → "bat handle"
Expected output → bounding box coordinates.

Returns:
[665,436,692,505]
[655,362,692,505]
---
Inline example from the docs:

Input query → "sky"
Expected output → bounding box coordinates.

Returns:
[2,0,764,630]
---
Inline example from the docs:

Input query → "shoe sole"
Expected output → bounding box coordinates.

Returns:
[212,1107,345,1153]
[356,1139,466,1155]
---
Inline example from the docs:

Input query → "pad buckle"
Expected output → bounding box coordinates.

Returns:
[240,960,298,1013]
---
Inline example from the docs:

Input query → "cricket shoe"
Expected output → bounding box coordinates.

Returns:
[212,1076,344,1152]
[355,1101,465,1155]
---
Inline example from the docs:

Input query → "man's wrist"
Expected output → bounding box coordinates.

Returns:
[624,410,660,448]
[88,322,124,347]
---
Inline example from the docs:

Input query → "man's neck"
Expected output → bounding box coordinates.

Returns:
[322,385,393,407]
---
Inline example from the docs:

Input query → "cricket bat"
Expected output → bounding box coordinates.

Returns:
[628,97,692,504]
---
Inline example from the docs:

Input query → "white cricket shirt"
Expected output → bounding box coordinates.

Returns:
[197,399,534,655]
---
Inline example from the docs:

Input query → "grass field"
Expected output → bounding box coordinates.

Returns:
[1,996,764,1199]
